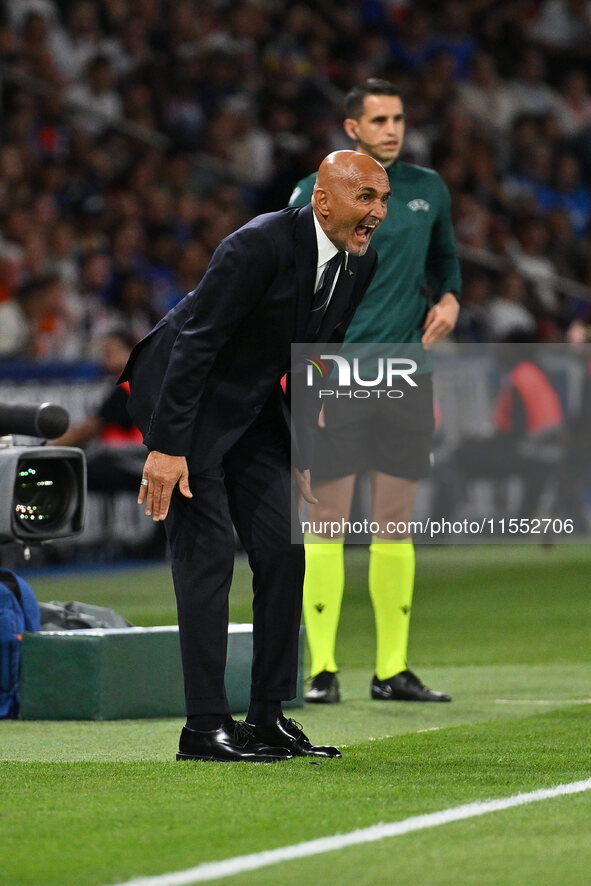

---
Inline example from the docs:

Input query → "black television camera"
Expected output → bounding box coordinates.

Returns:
[0,403,86,545]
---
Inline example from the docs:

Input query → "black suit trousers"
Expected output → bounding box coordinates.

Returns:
[164,399,304,722]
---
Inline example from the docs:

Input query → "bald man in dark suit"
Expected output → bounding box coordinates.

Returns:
[121,151,390,762]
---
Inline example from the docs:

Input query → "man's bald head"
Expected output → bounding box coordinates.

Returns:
[312,151,390,256]
[316,150,386,191]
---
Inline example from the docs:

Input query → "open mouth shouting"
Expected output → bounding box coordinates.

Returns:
[354,218,380,250]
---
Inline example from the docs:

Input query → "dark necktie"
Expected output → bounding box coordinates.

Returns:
[305,252,344,341]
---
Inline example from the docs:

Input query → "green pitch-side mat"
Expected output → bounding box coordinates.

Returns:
[19,624,305,720]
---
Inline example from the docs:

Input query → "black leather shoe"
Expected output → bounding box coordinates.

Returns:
[246,716,342,758]
[305,670,341,704]
[371,670,452,702]
[176,720,293,762]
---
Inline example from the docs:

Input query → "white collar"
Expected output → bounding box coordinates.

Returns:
[312,210,348,269]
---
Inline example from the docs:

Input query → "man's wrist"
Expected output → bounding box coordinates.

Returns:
[437,290,461,304]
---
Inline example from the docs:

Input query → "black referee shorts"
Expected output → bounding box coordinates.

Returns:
[310,373,434,482]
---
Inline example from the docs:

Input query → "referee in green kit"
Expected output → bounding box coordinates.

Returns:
[290,78,462,705]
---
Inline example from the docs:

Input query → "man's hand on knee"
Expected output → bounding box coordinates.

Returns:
[139,451,192,521]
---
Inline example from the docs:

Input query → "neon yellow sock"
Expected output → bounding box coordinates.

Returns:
[303,532,344,676]
[369,537,415,680]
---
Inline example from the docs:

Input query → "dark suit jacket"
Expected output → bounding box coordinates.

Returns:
[120,203,377,471]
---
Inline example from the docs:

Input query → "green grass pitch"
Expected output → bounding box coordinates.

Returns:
[1,544,590,885]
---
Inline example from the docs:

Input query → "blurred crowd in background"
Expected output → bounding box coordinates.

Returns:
[2,0,591,363]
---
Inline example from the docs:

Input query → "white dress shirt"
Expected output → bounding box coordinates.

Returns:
[312,211,348,304]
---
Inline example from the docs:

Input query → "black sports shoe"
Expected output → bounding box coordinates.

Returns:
[246,716,342,758]
[176,719,293,762]
[371,670,452,702]
[304,670,341,704]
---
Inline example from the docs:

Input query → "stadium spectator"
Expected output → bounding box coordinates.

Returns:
[457,51,516,140]
[453,193,493,248]
[546,207,579,277]
[454,270,491,343]
[485,268,538,341]
[558,69,591,134]
[107,270,160,343]
[49,0,102,83]
[100,14,154,82]
[464,139,506,214]
[507,217,560,318]
[175,239,210,296]
[428,0,476,80]
[503,141,555,214]
[509,48,563,119]
[388,7,435,73]
[0,0,591,355]
[19,9,61,85]
[0,272,72,359]
[65,54,123,138]
[225,97,274,189]
[527,0,591,59]
[544,153,591,236]
[0,247,25,304]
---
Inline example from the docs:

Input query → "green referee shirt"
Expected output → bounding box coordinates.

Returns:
[289,160,462,344]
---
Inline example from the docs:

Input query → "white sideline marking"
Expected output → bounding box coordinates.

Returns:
[343,725,441,748]
[114,778,591,886]
[495,698,591,706]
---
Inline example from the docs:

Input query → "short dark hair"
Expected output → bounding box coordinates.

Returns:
[344,79,403,119]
